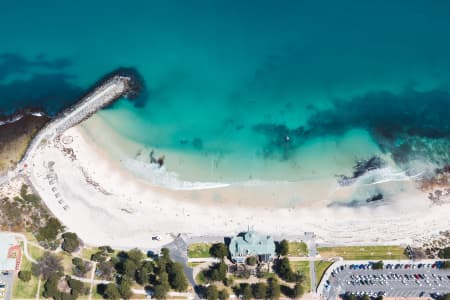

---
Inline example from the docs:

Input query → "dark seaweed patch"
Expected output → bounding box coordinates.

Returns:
[253,87,450,164]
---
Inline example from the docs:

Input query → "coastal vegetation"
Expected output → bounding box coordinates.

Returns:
[0,184,52,233]
[0,114,49,173]
[317,245,407,260]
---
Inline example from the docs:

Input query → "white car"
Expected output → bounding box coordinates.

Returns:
[152,235,162,241]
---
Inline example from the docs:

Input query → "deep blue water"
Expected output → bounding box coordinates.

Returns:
[1,1,450,181]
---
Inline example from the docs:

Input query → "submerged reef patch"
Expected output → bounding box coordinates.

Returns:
[336,156,386,186]
[253,87,450,165]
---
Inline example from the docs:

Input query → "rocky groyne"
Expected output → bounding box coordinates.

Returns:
[20,70,141,165]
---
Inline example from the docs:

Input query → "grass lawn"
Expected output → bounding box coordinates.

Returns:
[288,242,308,257]
[188,243,212,258]
[314,261,333,284]
[28,243,45,260]
[187,262,202,268]
[78,288,106,300]
[195,270,207,284]
[317,245,407,260]
[13,243,40,298]
[81,247,99,260]
[58,251,75,275]
[24,232,39,244]
[290,261,310,292]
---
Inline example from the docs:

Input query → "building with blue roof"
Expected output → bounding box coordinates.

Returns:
[229,231,276,263]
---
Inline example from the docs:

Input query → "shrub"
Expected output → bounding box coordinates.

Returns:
[252,282,267,299]
[438,247,450,259]
[37,218,63,242]
[246,256,257,266]
[206,285,219,300]
[210,243,228,259]
[18,270,31,281]
[274,257,300,282]
[276,240,289,256]
[61,232,80,253]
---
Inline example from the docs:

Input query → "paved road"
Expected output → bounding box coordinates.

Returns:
[322,261,450,300]
[0,271,14,300]
[165,235,199,300]
[305,232,318,293]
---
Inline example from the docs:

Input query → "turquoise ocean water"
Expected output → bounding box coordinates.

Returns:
[1,1,450,183]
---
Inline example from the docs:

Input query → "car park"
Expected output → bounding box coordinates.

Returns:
[320,261,450,300]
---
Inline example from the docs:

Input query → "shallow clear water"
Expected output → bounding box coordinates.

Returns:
[1,1,450,182]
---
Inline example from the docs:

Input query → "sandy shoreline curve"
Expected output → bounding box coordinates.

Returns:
[3,71,448,250]
[15,118,450,249]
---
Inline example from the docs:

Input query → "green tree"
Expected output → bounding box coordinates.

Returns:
[167,262,188,291]
[61,232,80,253]
[241,283,252,300]
[210,243,228,259]
[18,270,31,282]
[72,257,90,277]
[293,282,303,299]
[246,256,257,266]
[42,273,61,298]
[347,294,357,300]
[32,252,64,280]
[218,289,229,300]
[276,240,289,256]
[127,248,144,264]
[206,285,219,300]
[158,248,171,271]
[153,284,168,299]
[371,261,383,270]
[252,282,267,299]
[104,283,120,300]
[99,245,114,253]
[274,257,297,282]
[117,259,137,278]
[67,277,85,296]
[61,292,76,300]
[361,295,370,300]
[161,248,170,259]
[91,250,108,263]
[118,278,133,299]
[438,247,450,258]
[136,261,153,285]
[267,278,281,299]
[209,261,227,281]
[154,270,171,298]
[37,218,63,242]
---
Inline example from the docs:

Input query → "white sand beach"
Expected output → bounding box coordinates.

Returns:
[16,113,450,250]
